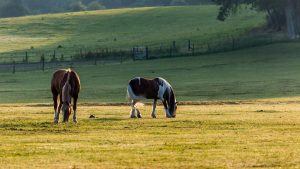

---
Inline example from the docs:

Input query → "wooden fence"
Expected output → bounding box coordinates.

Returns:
[0,32,286,73]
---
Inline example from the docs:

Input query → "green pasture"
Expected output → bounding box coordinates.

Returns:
[0,5,265,62]
[0,103,299,168]
[1,41,300,103]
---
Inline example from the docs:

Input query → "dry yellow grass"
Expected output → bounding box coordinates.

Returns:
[0,102,299,168]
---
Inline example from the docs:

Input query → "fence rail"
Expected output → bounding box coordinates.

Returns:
[0,32,287,73]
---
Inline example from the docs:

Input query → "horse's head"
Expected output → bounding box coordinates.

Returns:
[62,79,72,123]
[62,101,71,123]
[167,101,177,118]
[167,89,177,118]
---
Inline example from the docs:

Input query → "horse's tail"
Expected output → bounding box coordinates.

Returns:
[126,84,133,103]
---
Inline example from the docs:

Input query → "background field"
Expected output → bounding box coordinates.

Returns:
[1,41,300,103]
[0,5,265,62]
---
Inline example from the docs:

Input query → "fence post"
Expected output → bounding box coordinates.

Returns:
[207,43,211,53]
[192,43,195,56]
[188,40,191,50]
[41,55,45,72]
[232,37,235,50]
[120,50,123,64]
[145,46,149,60]
[80,48,83,58]
[12,60,15,74]
[132,47,135,61]
[25,51,28,63]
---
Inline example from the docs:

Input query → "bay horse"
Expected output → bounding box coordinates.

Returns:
[127,77,177,118]
[51,69,80,124]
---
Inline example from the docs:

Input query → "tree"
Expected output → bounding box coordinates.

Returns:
[69,1,87,12]
[170,0,188,6]
[87,1,106,10]
[0,0,29,18]
[214,0,300,39]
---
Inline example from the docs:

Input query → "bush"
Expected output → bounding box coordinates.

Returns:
[69,1,87,12]
[170,0,188,6]
[0,0,29,18]
[87,1,106,11]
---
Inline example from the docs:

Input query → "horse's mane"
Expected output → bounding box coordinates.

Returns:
[62,70,71,103]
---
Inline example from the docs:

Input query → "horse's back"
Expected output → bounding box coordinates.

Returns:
[128,77,159,99]
[51,69,80,95]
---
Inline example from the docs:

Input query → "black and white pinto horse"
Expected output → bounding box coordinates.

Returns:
[127,77,177,118]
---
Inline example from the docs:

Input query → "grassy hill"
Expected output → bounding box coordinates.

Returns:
[1,40,300,103]
[0,5,265,62]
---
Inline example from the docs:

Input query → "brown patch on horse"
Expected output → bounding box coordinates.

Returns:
[129,77,160,99]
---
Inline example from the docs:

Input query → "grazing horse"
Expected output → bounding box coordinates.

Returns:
[51,69,80,124]
[127,77,177,118]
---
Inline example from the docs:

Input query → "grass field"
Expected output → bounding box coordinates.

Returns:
[1,5,300,168]
[0,103,299,168]
[1,41,300,103]
[0,5,265,62]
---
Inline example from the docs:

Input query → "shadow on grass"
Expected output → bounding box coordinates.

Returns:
[90,117,125,122]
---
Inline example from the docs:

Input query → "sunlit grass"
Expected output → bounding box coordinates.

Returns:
[0,103,299,168]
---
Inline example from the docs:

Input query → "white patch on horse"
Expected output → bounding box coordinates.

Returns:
[127,85,146,101]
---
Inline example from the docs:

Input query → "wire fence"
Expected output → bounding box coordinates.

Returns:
[0,32,287,73]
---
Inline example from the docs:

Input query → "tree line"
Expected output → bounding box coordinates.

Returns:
[0,0,212,18]
[214,0,300,39]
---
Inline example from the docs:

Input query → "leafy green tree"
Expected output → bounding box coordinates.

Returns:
[69,1,87,12]
[0,0,29,18]
[87,1,106,10]
[170,0,188,6]
[213,0,300,39]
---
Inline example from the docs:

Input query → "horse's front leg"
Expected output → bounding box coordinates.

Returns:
[73,95,78,123]
[151,99,157,118]
[163,100,171,118]
[53,93,58,123]
[55,102,62,124]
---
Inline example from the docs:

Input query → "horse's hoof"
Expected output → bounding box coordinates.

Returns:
[130,115,137,118]
[73,119,78,123]
[137,114,142,118]
[54,121,58,124]
[151,114,156,118]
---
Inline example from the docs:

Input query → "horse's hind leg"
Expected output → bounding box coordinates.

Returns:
[73,95,78,123]
[136,108,142,118]
[130,100,137,118]
[151,99,157,118]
